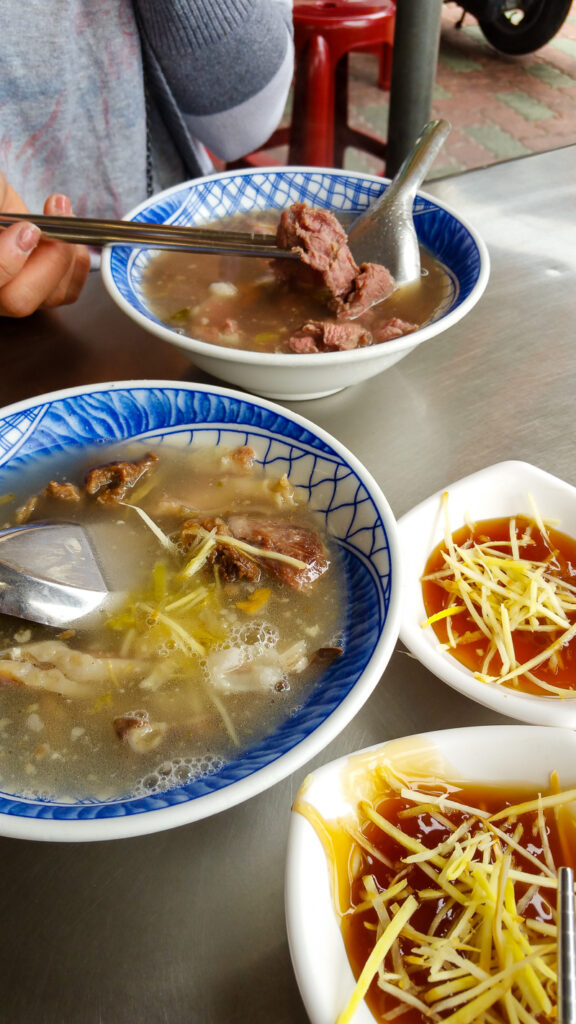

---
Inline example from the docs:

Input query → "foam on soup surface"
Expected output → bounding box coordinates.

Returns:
[0,443,344,802]
[141,208,455,353]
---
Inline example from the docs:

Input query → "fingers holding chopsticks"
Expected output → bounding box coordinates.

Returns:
[0,181,90,317]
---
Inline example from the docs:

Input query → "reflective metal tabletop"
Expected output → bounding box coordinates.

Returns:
[0,146,574,1023]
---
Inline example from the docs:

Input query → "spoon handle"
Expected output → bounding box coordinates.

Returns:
[384,119,451,207]
[346,118,450,281]
[558,866,576,1024]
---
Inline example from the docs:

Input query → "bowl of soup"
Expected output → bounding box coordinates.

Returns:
[397,460,576,727]
[0,381,401,841]
[286,724,576,1024]
[101,168,490,401]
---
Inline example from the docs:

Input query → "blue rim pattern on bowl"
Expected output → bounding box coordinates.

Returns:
[0,384,395,822]
[107,169,482,333]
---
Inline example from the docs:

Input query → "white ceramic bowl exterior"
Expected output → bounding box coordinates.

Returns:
[285,725,576,1024]
[0,381,401,841]
[101,167,489,401]
[397,460,576,726]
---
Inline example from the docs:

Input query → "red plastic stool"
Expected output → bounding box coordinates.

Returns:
[291,0,395,167]
[228,0,396,171]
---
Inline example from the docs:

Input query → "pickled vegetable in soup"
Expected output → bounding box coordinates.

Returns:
[296,762,576,1024]
[142,206,455,354]
[0,443,344,802]
[421,503,576,695]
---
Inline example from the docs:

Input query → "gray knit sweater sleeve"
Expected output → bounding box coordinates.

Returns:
[135,0,294,162]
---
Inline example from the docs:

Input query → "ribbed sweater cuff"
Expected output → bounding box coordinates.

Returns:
[134,0,255,53]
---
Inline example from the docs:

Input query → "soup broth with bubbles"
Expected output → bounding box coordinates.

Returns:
[141,209,455,353]
[0,442,344,802]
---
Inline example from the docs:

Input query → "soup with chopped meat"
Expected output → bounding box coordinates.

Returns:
[141,205,455,354]
[0,443,344,801]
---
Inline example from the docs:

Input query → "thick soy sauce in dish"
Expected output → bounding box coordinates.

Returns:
[0,443,344,802]
[302,768,574,1024]
[422,514,576,696]
[141,208,455,353]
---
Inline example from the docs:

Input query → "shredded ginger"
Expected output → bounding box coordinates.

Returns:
[330,764,575,1024]
[421,492,576,694]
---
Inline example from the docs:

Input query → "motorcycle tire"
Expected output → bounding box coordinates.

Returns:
[477,0,573,55]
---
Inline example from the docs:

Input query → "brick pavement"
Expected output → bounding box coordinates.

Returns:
[346,2,576,178]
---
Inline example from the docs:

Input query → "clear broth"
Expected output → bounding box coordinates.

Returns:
[0,442,344,802]
[141,209,455,353]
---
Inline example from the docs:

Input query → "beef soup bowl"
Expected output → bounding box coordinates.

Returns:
[101,167,490,402]
[0,381,400,841]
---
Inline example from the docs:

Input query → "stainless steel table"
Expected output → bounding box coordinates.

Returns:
[0,146,574,1023]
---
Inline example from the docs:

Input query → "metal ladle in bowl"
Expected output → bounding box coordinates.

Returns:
[347,119,451,287]
[0,521,110,628]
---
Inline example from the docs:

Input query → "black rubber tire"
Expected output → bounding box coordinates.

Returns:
[477,0,573,54]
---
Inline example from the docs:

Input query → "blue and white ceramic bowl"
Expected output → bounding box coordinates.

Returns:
[0,381,401,841]
[101,168,490,401]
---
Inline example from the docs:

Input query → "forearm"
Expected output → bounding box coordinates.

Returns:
[134,0,294,160]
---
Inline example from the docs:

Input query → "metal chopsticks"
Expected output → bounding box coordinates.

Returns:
[558,866,576,1024]
[0,211,299,259]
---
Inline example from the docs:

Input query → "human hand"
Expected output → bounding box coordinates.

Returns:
[0,174,91,317]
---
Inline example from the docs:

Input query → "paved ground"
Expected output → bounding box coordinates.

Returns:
[261,3,576,179]
[346,2,576,178]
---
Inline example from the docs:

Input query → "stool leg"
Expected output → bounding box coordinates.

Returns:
[289,34,334,166]
[378,43,393,91]
[333,54,349,169]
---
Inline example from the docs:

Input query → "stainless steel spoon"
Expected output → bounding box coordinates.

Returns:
[558,866,576,1024]
[0,521,109,628]
[347,119,451,286]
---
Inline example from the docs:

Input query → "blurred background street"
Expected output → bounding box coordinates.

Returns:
[265,2,576,179]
